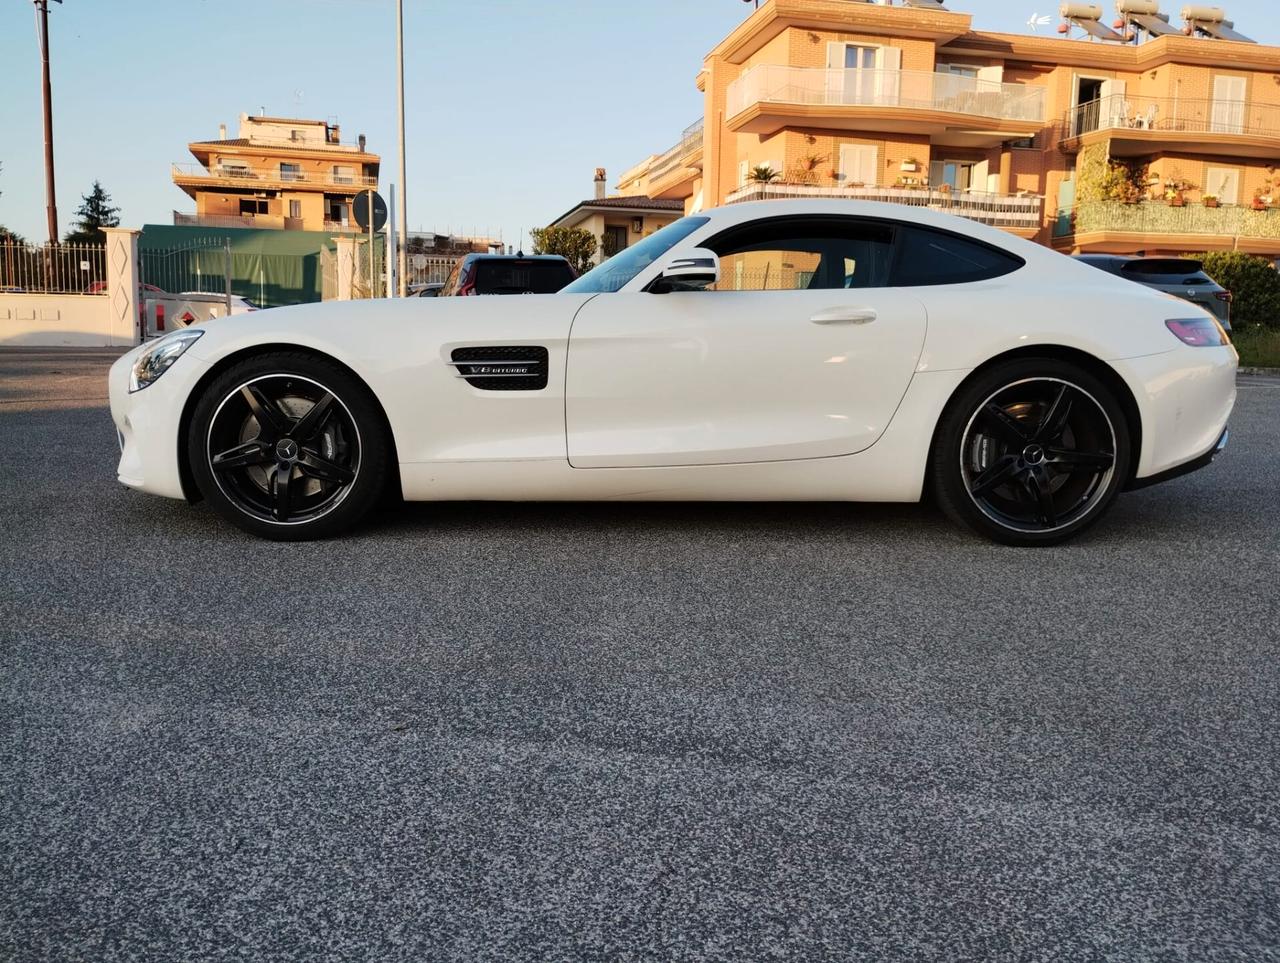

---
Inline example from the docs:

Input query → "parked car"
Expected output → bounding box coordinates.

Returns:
[409,282,444,298]
[1073,255,1232,330]
[109,200,1237,546]
[436,254,576,296]
[87,281,166,296]
[180,293,261,315]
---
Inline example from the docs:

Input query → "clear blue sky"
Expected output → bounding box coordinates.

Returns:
[1,0,1275,249]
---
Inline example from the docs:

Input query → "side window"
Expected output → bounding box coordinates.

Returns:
[891,227,1024,286]
[707,218,895,291]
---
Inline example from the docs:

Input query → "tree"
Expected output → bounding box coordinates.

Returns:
[748,164,782,184]
[531,226,598,275]
[64,180,120,245]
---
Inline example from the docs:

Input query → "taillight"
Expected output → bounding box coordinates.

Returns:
[1165,317,1229,347]
[1214,290,1233,303]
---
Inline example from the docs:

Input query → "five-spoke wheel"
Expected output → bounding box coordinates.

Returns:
[189,353,389,540]
[933,360,1131,546]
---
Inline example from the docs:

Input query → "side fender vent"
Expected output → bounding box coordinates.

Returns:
[449,346,549,391]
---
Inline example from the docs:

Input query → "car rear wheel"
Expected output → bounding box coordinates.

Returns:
[188,352,389,540]
[931,359,1132,546]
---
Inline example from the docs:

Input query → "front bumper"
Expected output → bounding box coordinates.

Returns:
[108,347,209,500]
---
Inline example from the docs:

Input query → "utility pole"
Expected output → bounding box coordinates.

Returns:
[35,0,62,245]
[396,0,408,297]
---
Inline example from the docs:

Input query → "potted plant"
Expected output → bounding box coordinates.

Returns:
[748,164,781,184]
[1165,187,1186,207]
[1252,190,1268,211]
[1203,194,1220,209]
[900,157,920,173]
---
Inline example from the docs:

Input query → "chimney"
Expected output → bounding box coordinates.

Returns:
[594,167,607,200]
[358,134,367,152]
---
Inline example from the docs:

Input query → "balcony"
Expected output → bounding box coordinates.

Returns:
[646,119,704,198]
[725,182,1044,234]
[725,65,1046,142]
[1055,199,1280,254]
[1062,95,1280,159]
[172,163,378,192]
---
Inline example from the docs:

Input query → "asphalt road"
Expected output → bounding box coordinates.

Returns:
[2,348,1278,963]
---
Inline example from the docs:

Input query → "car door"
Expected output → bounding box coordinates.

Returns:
[565,216,928,469]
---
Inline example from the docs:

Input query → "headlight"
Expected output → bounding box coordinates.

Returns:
[129,329,204,392]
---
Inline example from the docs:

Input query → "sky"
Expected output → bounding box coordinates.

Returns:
[1,0,1277,250]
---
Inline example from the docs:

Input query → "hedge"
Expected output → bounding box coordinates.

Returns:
[1197,251,1280,330]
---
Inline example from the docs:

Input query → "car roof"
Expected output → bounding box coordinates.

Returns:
[465,254,569,262]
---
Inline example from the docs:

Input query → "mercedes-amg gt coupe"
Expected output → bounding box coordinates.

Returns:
[109,200,1236,546]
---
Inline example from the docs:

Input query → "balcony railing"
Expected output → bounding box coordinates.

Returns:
[725,182,1044,231]
[172,163,377,190]
[1065,94,1280,141]
[648,119,705,183]
[1057,199,1280,240]
[727,65,1046,125]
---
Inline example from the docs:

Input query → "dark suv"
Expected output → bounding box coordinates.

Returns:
[1073,255,1232,330]
[437,254,576,297]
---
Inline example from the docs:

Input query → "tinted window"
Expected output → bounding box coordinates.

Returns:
[707,218,895,291]
[892,228,1024,286]
[1121,259,1214,286]
[474,259,574,295]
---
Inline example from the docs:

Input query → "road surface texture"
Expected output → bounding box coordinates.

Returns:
[2,348,1278,962]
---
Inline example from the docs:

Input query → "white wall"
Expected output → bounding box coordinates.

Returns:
[0,294,119,347]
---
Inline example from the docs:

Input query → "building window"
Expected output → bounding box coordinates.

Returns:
[1205,166,1241,206]
[333,166,355,185]
[280,162,302,182]
[1008,136,1036,150]
[936,64,979,79]
[931,160,977,192]
[239,199,268,216]
[289,200,302,219]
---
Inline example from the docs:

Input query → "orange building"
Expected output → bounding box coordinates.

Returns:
[622,0,1280,258]
[172,114,380,232]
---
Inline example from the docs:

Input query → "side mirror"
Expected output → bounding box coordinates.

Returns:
[655,248,720,291]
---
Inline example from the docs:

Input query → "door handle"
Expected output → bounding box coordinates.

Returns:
[810,307,877,325]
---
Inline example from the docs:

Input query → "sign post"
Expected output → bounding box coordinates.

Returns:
[353,190,388,299]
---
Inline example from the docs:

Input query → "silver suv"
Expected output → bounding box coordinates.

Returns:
[1073,255,1232,330]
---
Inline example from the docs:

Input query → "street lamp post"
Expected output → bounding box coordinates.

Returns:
[396,0,408,297]
[34,0,62,245]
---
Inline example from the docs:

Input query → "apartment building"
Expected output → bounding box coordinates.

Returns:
[550,169,686,259]
[172,114,380,232]
[623,0,1280,258]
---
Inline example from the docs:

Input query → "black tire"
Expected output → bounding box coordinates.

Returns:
[930,358,1132,547]
[188,351,390,541]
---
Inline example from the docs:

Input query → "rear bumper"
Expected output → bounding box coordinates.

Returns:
[1125,427,1228,491]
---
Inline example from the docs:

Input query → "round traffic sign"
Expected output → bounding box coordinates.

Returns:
[353,191,388,232]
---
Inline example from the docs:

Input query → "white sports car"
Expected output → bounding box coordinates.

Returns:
[109,200,1236,546]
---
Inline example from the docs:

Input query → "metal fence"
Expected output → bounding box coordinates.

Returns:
[140,238,233,299]
[0,241,108,294]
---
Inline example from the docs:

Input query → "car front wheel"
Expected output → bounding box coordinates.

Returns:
[188,352,390,540]
[931,359,1132,546]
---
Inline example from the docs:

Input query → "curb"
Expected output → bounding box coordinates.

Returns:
[1239,366,1280,376]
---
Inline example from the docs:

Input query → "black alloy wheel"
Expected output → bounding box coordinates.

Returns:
[932,360,1131,546]
[189,353,389,540]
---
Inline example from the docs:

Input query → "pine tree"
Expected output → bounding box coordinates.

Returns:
[64,181,120,245]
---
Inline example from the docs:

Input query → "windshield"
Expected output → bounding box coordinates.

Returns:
[562,216,710,294]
